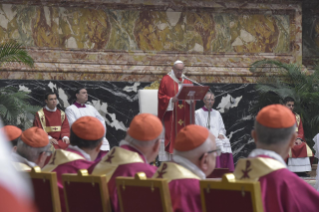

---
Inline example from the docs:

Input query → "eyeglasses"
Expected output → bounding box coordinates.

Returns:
[42,151,52,156]
[199,148,221,160]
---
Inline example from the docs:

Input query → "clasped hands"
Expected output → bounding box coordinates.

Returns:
[294,138,303,146]
[49,137,70,145]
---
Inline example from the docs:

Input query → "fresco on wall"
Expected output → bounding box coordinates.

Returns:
[303,15,319,58]
[0,4,290,54]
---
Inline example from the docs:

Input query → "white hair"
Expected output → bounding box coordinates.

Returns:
[16,139,51,162]
[204,92,215,100]
[174,134,214,161]
[124,128,165,148]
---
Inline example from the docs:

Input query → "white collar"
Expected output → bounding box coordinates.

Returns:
[12,152,37,167]
[172,155,206,179]
[249,148,287,167]
[68,145,92,161]
[45,105,57,112]
[119,140,148,163]
[168,70,185,84]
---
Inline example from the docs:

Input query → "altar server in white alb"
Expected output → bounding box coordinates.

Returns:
[195,92,234,171]
[65,87,110,151]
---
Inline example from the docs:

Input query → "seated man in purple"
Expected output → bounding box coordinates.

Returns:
[153,125,218,212]
[42,116,104,212]
[234,104,319,212]
[89,113,162,212]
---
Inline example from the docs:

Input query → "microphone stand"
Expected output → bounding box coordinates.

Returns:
[182,75,213,93]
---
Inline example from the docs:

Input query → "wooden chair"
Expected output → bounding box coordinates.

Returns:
[200,173,264,212]
[28,166,61,212]
[207,168,231,178]
[62,169,111,212]
[116,172,172,212]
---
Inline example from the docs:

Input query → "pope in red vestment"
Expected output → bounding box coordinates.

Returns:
[33,93,70,149]
[90,113,163,212]
[158,61,193,154]
[154,125,217,212]
[42,116,105,212]
[234,105,319,212]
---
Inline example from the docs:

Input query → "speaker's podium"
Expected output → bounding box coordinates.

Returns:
[176,84,210,124]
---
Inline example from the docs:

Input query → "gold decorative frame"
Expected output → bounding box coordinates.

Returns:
[62,169,111,212]
[28,166,61,212]
[116,172,173,212]
[200,173,264,212]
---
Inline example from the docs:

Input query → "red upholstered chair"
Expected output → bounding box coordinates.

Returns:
[28,166,61,212]
[207,168,231,178]
[62,169,111,212]
[200,173,264,212]
[116,172,172,212]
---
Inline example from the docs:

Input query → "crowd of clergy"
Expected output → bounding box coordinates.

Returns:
[0,64,319,211]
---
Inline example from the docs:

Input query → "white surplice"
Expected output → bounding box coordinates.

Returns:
[65,103,110,151]
[195,107,232,153]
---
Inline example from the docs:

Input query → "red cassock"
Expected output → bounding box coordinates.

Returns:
[158,75,193,153]
[89,145,157,212]
[33,108,70,149]
[42,148,97,212]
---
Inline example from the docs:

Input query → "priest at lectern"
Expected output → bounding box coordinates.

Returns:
[158,60,193,158]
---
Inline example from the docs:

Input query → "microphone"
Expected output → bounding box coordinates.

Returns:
[182,75,213,93]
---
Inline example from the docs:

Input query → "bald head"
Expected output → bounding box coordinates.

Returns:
[174,133,217,176]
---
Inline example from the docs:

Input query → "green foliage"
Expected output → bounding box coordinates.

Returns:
[0,87,40,129]
[0,40,34,68]
[0,40,38,129]
[250,59,319,150]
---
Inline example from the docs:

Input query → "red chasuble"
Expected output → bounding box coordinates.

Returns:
[33,108,70,149]
[42,148,96,212]
[89,145,157,212]
[153,162,202,212]
[234,155,319,212]
[288,114,313,158]
[158,75,193,153]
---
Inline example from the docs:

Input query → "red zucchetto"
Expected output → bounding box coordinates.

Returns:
[71,116,105,141]
[127,113,163,141]
[175,125,209,152]
[21,127,49,148]
[256,104,296,128]
[1,125,22,142]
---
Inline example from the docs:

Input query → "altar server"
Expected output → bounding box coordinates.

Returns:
[234,104,319,212]
[153,125,218,212]
[195,92,234,171]
[33,91,70,149]
[42,116,104,212]
[283,97,313,176]
[65,87,110,151]
[90,113,162,212]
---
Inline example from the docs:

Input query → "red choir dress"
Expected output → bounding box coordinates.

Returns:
[158,71,193,153]
[33,107,70,149]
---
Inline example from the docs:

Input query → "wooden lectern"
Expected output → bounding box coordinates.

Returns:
[177,84,210,124]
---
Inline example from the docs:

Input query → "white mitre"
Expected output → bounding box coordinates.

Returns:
[174,60,184,65]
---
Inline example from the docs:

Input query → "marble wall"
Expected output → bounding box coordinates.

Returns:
[0,0,302,83]
[0,79,256,163]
